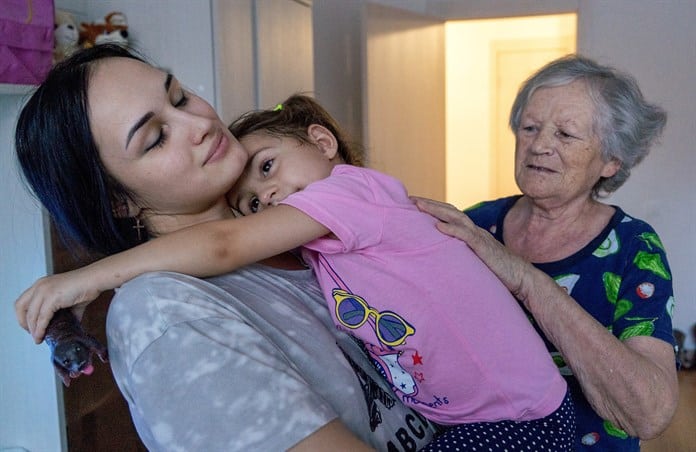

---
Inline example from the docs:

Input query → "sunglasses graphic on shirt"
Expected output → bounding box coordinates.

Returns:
[318,256,415,347]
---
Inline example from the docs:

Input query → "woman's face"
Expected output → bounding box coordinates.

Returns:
[87,57,248,220]
[514,80,619,204]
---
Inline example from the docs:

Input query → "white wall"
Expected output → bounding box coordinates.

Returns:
[577,1,696,346]
[0,95,65,452]
[57,0,216,106]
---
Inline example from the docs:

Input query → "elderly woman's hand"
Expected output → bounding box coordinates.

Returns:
[411,196,533,304]
[410,197,480,241]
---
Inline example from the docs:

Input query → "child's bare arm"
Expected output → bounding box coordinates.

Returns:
[15,205,328,342]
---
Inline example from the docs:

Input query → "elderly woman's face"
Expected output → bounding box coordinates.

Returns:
[87,57,248,216]
[514,80,619,203]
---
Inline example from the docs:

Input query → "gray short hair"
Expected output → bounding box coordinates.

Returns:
[509,55,667,197]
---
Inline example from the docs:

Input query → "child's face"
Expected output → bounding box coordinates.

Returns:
[228,130,339,215]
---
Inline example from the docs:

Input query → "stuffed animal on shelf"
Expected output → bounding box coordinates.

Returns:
[97,11,129,46]
[53,9,80,64]
[79,11,129,49]
[105,11,128,31]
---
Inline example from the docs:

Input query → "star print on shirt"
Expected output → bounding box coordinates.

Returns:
[412,351,423,365]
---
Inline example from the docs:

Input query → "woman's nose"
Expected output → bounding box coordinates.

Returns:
[187,114,214,145]
[530,128,555,154]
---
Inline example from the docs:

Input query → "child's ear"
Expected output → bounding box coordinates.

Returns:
[307,124,339,159]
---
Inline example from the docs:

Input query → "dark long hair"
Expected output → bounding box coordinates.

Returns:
[15,44,146,256]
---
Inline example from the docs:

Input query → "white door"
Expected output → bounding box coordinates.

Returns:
[490,37,575,198]
[364,9,576,206]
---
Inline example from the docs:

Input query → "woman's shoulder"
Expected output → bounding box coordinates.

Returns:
[108,266,321,341]
[465,195,520,233]
[598,205,669,261]
[465,195,519,214]
[536,205,667,273]
[607,206,672,273]
[105,270,342,450]
[106,267,437,450]
[611,205,661,236]
[106,271,246,367]
[110,270,245,319]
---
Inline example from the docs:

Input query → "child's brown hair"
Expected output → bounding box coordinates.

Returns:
[229,94,364,166]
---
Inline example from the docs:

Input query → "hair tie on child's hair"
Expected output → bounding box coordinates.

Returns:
[273,103,283,111]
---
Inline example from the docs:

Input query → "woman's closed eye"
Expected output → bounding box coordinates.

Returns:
[146,128,168,152]
[174,90,189,108]
[555,129,576,139]
[145,90,190,152]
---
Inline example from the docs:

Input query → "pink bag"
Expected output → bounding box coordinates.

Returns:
[0,0,54,85]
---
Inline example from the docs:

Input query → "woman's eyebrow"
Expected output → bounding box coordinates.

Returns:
[164,73,173,92]
[125,73,174,150]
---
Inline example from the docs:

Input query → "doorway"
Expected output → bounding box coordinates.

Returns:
[446,14,576,208]
[364,8,576,207]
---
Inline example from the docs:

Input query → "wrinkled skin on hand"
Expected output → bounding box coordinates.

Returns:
[44,309,109,387]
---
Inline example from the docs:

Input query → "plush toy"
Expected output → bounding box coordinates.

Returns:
[105,11,128,31]
[79,21,104,48]
[53,10,79,64]
[45,308,109,387]
[79,11,129,48]
[97,11,129,46]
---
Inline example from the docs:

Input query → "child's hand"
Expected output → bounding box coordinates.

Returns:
[15,268,101,344]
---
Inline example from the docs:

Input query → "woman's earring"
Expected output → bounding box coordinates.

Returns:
[133,217,145,241]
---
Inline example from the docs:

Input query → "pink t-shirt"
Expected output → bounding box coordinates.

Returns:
[282,165,566,425]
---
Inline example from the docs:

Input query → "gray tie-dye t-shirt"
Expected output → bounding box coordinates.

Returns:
[106,264,436,451]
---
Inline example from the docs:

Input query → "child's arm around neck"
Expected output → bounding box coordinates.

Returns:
[15,205,328,342]
[101,204,326,282]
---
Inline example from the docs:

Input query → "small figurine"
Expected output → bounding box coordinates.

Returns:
[44,308,109,387]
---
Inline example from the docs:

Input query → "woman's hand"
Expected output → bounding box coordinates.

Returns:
[411,197,480,239]
[15,268,100,343]
[412,196,532,304]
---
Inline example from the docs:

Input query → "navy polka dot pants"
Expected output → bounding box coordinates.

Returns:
[420,390,576,451]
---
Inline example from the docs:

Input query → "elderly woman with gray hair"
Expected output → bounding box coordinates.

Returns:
[415,55,678,451]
